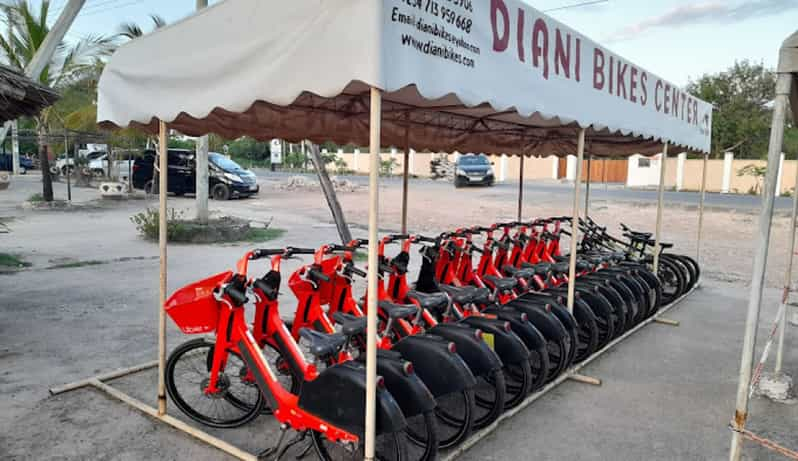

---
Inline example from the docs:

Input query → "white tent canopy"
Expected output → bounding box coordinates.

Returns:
[98,0,712,156]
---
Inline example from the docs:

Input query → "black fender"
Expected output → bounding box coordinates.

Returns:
[458,317,530,364]
[428,323,503,377]
[298,361,406,437]
[392,333,477,397]
[483,307,547,351]
[356,349,436,418]
[503,299,568,342]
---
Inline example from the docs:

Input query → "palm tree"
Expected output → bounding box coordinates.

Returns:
[0,0,114,201]
[117,14,166,40]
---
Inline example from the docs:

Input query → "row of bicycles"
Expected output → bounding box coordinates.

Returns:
[163,216,700,460]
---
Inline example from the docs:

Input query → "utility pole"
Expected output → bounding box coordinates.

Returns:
[195,0,210,224]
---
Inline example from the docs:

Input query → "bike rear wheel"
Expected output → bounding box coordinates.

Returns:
[433,388,475,449]
[165,338,262,428]
[313,429,408,461]
[473,368,506,429]
[405,410,439,461]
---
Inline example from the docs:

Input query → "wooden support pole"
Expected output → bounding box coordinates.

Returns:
[653,317,681,327]
[309,143,352,244]
[518,155,525,221]
[584,155,591,218]
[567,129,586,313]
[157,121,168,416]
[568,374,602,386]
[653,144,669,276]
[401,125,410,234]
[365,87,382,461]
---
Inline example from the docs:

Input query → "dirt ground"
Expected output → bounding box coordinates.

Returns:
[1,173,797,460]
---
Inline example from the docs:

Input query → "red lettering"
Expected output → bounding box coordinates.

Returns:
[532,19,549,79]
[641,72,648,106]
[686,96,692,123]
[680,93,687,121]
[693,100,699,126]
[491,0,510,52]
[593,48,605,90]
[655,80,663,112]
[516,9,525,62]
[664,83,671,115]
[554,29,570,78]
[575,38,581,82]
[630,66,638,103]
[617,61,628,100]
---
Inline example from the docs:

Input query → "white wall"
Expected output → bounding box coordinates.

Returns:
[626,154,662,187]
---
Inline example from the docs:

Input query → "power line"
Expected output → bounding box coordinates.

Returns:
[543,0,608,13]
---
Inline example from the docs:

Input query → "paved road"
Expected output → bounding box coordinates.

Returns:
[255,170,793,210]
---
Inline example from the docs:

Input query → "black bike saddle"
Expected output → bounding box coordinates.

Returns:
[378,301,419,320]
[299,328,347,358]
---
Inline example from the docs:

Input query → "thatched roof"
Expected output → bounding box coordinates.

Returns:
[0,64,59,123]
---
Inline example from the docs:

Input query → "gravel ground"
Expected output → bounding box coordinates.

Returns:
[1,174,797,460]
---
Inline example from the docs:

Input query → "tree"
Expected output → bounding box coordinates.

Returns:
[0,0,113,201]
[686,60,798,159]
[116,14,166,40]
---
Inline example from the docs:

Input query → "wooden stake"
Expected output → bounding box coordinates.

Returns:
[653,317,681,327]
[157,121,168,416]
[569,374,602,386]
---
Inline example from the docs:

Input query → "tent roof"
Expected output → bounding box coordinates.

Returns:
[0,64,58,123]
[779,30,798,123]
[97,0,712,157]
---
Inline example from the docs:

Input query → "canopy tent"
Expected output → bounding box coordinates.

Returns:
[98,0,711,157]
[95,1,713,459]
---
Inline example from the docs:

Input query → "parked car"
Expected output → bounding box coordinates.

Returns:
[87,152,136,180]
[132,149,259,199]
[0,153,33,174]
[52,151,105,176]
[454,153,495,188]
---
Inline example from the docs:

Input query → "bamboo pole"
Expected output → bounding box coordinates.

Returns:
[518,155,525,221]
[653,144,669,276]
[90,380,256,461]
[157,121,168,416]
[584,155,591,218]
[365,87,382,461]
[729,73,792,461]
[775,151,798,374]
[401,125,410,234]
[49,360,159,395]
[567,129,586,313]
[697,153,708,264]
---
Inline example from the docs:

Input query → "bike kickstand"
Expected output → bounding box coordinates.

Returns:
[258,424,289,461]
[294,432,314,460]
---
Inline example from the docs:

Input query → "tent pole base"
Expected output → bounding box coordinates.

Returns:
[442,281,699,461]
[49,360,159,395]
[569,374,602,386]
[653,317,681,327]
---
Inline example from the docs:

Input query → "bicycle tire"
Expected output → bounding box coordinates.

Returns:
[503,358,532,409]
[574,290,610,352]
[313,428,409,461]
[527,340,550,393]
[669,254,698,291]
[404,410,439,461]
[473,368,506,428]
[658,257,686,304]
[432,388,475,449]
[165,338,262,428]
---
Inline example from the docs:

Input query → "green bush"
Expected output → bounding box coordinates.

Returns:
[130,208,187,241]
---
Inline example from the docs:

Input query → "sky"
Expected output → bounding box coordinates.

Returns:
[58,0,798,86]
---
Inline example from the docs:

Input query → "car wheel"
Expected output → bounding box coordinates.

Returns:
[454,178,464,188]
[212,184,231,200]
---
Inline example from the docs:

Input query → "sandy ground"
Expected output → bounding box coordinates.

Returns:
[1,173,797,460]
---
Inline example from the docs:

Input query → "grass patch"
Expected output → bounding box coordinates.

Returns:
[28,193,44,203]
[244,227,286,242]
[352,251,368,261]
[47,260,105,270]
[0,253,31,268]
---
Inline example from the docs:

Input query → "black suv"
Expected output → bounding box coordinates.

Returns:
[454,154,495,188]
[132,149,259,200]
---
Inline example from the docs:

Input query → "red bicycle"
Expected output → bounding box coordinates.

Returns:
[163,248,408,460]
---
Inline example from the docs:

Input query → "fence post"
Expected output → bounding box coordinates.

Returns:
[551,155,559,179]
[354,148,360,172]
[500,154,508,182]
[776,152,785,197]
[409,149,415,176]
[676,152,687,191]
[566,155,577,181]
[722,152,734,193]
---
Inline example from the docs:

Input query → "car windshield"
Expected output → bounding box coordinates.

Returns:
[210,153,244,171]
[458,156,489,166]
[86,152,105,160]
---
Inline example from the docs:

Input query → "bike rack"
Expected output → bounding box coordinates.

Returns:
[442,280,701,461]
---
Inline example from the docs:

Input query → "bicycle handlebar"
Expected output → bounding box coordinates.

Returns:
[250,249,286,260]
[307,268,331,282]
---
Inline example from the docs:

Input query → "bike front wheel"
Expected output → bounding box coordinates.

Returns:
[165,338,262,428]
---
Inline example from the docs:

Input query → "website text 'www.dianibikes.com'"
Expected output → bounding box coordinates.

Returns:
[401,34,476,68]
